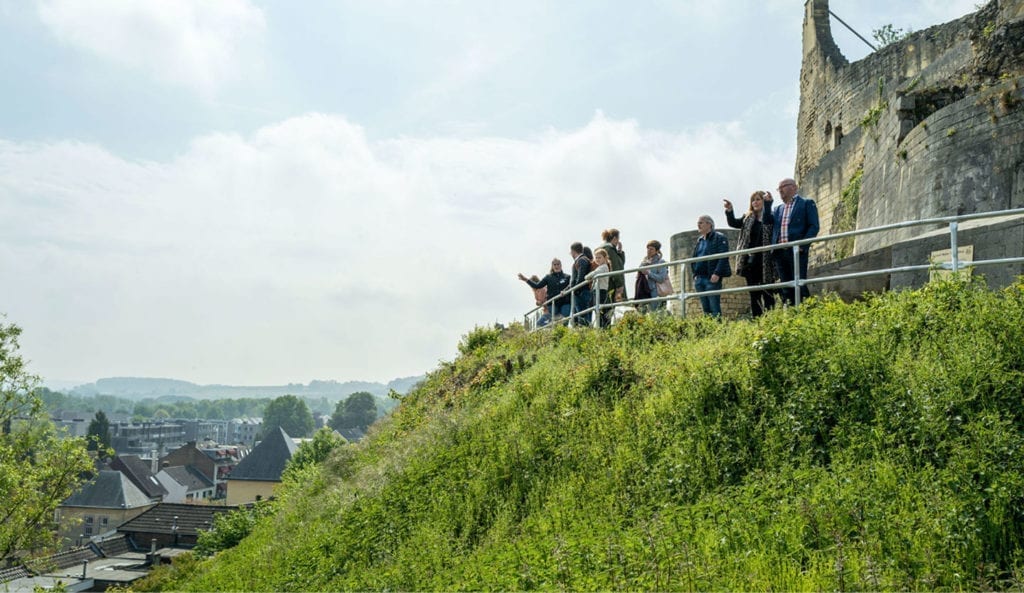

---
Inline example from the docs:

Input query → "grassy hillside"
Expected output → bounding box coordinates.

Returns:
[140,278,1024,591]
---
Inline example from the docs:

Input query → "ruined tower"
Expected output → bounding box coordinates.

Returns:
[794,0,1024,291]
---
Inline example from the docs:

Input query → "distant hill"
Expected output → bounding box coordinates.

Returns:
[70,375,423,400]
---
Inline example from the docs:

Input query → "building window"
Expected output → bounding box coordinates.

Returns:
[100,517,109,527]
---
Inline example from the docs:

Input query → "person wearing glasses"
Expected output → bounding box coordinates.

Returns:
[690,215,731,318]
[518,259,571,326]
[771,178,819,306]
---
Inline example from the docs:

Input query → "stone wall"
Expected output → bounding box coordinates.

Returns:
[660,0,1024,321]
[797,0,1024,265]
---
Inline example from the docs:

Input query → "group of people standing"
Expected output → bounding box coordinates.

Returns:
[693,177,820,318]
[518,229,671,327]
[519,177,820,326]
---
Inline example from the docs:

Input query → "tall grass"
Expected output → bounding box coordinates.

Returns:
[138,277,1024,591]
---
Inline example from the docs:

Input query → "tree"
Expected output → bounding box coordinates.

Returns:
[872,24,911,48]
[86,410,112,456]
[193,500,276,557]
[261,395,314,438]
[286,426,346,474]
[0,320,94,561]
[330,391,378,431]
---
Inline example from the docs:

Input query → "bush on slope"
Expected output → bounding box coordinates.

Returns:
[139,277,1024,591]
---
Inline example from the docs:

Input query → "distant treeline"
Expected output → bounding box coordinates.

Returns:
[41,380,422,423]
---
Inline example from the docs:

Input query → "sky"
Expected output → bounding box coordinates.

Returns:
[0,0,979,389]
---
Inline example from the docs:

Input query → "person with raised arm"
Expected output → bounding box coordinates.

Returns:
[724,190,777,317]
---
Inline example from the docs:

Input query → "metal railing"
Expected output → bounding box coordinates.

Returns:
[524,207,1024,330]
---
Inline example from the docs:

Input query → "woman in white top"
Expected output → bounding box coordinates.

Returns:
[586,248,611,328]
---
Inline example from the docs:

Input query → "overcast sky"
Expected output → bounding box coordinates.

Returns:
[1,0,978,388]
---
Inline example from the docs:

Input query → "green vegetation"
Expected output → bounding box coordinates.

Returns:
[138,278,1024,591]
[0,320,94,560]
[86,410,112,457]
[42,388,399,426]
[872,24,912,48]
[193,501,278,558]
[330,391,378,431]
[829,168,863,260]
[261,394,314,438]
[860,78,889,137]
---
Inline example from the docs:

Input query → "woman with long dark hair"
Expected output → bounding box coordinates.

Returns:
[724,190,777,318]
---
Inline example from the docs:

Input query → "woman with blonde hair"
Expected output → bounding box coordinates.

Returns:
[724,190,777,317]
[586,248,612,327]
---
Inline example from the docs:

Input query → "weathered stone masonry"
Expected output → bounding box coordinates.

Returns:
[799,0,1024,261]
[672,0,1024,318]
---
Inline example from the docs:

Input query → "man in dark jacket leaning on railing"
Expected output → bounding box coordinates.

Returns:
[691,215,731,318]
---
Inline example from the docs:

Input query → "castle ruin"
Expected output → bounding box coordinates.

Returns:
[800,0,1024,293]
[671,0,1024,316]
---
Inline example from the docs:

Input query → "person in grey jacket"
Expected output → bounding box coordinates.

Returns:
[638,239,669,311]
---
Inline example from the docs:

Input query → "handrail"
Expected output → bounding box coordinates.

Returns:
[524,207,1024,329]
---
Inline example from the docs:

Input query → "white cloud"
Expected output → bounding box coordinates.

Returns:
[36,0,265,96]
[0,112,791,385]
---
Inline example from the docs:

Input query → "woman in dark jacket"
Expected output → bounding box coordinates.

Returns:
[724,190,777,317]
[518,259,572,323]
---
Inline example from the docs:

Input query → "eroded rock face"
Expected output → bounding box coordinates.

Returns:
[971,15,1024,82]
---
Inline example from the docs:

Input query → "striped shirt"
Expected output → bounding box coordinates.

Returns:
[779,200,795,243]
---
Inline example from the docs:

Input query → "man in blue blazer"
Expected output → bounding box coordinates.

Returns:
[772,178,819,306]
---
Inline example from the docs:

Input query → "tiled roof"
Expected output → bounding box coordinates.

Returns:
[110,454,168,499]
[94,534,133,557]
[117,502,237,537]
[25,546,100,572]
[161,465,214,492]
[337,427,365,442]
[0,566,32,584]
[62,470,155,509]
[227,426,297,482]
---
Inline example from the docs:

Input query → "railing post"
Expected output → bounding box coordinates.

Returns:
[679,265,687,317]
[950,221,959,275]
[792,244,802,307]
[569,291,576,328]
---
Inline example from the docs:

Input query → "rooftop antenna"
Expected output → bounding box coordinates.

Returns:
[829,9,877,52]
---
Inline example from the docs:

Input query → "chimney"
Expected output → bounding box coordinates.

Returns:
[151,449,158,474]
[146,538,159,566]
